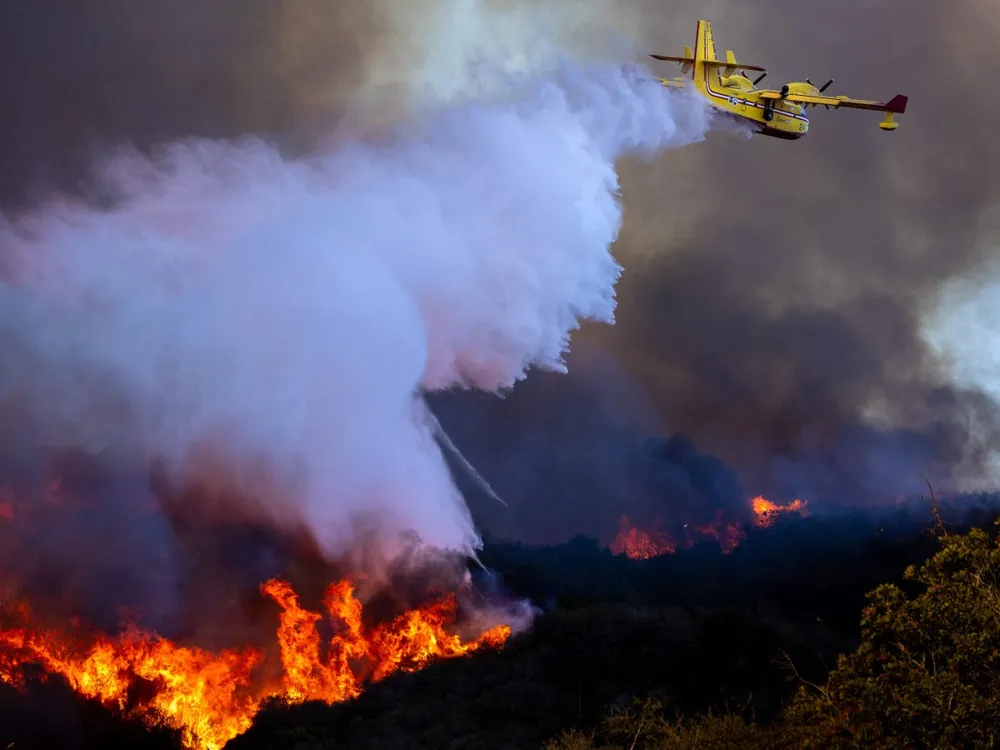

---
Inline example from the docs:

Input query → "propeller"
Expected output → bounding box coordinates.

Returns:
[806,77,834,92]
[803,77,835,108]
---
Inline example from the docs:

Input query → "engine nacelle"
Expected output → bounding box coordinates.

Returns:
[784,81,820,96]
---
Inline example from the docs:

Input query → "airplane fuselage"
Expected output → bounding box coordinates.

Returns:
[659,75,810,140]
[703,84,810,140]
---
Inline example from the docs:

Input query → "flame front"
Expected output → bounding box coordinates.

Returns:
[0,578,511,750]
[260,579,510,704]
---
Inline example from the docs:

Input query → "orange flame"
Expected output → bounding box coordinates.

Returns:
[611,496,809,560]
[751,496,808,527]
[688,511,747,554]
[609,515,676,559]
[0,578,511,750]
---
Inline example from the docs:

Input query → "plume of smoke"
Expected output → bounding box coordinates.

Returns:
[0,60,712,574]
[921,256,1000,489]
[360,0,643,112]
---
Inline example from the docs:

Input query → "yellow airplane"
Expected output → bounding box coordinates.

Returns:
[650,20,908,140]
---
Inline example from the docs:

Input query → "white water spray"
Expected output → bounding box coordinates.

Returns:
[0,59,712,567]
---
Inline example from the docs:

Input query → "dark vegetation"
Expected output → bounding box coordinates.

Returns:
[1,496,999,749]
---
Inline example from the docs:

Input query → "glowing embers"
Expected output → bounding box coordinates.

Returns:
[0,579,511,750]
[610,496,808,560]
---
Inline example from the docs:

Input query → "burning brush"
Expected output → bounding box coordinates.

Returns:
[610,495,809,560]
[0,575,512,750]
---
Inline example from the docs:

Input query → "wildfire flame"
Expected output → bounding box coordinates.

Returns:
[687,510,747,554]
[608,515,676,559]
[611,496,808,560]
[0,577,511,750]
[751,496,808,527]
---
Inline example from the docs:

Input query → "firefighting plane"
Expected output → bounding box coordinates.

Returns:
[650,20,908,140]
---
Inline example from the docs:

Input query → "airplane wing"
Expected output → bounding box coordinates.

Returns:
[758,91,908,113]
[649,54,695,64]
[649,54,766,73]
[703,59,766,72]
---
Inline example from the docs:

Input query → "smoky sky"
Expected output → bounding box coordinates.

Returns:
[3,0,1000,552]
[0,0,383,209]
[429,352,748,546]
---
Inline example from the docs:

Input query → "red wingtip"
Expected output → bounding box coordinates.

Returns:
[883,94,908,113]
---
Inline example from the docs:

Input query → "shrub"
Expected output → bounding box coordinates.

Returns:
[785,520,1000,748]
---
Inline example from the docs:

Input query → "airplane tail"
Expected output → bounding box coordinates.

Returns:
[692,19,717,83]
[648,20,765,84]
[883,94,908,113]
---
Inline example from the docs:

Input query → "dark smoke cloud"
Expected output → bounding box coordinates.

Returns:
[430,345,747,546]
[0,0,382,209]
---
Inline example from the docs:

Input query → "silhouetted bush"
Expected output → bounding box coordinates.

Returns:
[545,696,787,750]
[0,668,178,750]
[783,519,1000,748]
